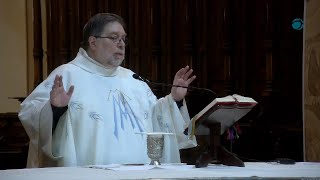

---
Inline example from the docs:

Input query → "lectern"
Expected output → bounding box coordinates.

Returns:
[188,95,257,168]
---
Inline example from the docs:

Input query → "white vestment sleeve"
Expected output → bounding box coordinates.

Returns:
[19,72,65,167]
[51,111,77,167]
[152,94,197,163]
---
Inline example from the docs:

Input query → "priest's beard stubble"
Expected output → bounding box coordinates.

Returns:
[108,54,125,67]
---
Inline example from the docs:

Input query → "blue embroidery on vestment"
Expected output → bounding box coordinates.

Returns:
[89,112,103,122]
[70,101,83,110]
[112,91,143,138]
[44,81,54,89]
[157,115,172,133]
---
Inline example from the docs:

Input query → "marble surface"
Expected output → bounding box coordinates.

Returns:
[0,162,320,180]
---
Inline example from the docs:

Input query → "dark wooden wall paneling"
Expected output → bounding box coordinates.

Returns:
[33,0,43,87]
[23,0,306,166]
[0,113,29,170]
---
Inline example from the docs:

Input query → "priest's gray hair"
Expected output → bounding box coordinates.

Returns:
[80,13,126,50]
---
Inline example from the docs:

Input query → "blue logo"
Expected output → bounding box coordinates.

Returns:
[292,18,303,30]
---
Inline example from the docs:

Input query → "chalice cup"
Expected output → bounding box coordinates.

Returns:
[147,134,164,166]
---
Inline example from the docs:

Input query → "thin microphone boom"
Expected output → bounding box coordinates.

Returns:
[132,74,217,97]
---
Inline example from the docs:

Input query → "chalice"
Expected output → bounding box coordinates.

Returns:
[147,133,164,166]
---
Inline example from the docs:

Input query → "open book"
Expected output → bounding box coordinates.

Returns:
[188,94,257,136]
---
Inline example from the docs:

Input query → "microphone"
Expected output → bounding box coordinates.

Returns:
[132,74,217,97]
[132,74,150,83]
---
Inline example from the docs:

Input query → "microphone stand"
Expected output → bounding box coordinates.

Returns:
[132,74,217,99]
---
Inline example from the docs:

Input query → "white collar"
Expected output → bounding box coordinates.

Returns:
[70,48,120,77]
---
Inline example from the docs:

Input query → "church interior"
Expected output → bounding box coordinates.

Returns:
[0,0,319,171]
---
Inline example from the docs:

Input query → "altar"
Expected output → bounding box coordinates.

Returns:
[1,162,320,180]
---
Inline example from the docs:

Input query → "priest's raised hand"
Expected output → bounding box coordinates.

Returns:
[50,75,74,107]
[171,65,196,101]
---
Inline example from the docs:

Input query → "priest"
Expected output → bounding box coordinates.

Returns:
[19,13,197,168]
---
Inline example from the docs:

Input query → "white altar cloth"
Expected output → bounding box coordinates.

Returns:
[1,162,320,180]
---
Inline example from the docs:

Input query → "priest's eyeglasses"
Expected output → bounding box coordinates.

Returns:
[94,35,128,45]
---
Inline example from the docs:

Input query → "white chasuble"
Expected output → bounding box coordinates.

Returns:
[19,48,197,168]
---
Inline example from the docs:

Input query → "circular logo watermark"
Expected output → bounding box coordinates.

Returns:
[292,18,304,30]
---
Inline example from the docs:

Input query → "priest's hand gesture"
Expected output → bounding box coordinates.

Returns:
[50,75,74,107]
[171,66,196,102]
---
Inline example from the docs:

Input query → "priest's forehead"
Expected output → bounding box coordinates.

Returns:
[102,22,127,36]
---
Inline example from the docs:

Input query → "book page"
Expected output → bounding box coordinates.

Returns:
[196,95,236,119]
[188,94,257,137]
[232,94,257,103]
[216,95,236,102]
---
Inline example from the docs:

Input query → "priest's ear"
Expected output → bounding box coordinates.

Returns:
[88,36,98,50]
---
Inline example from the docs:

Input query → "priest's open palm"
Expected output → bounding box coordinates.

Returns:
[171,66,196,102]
[50,75,74,107]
